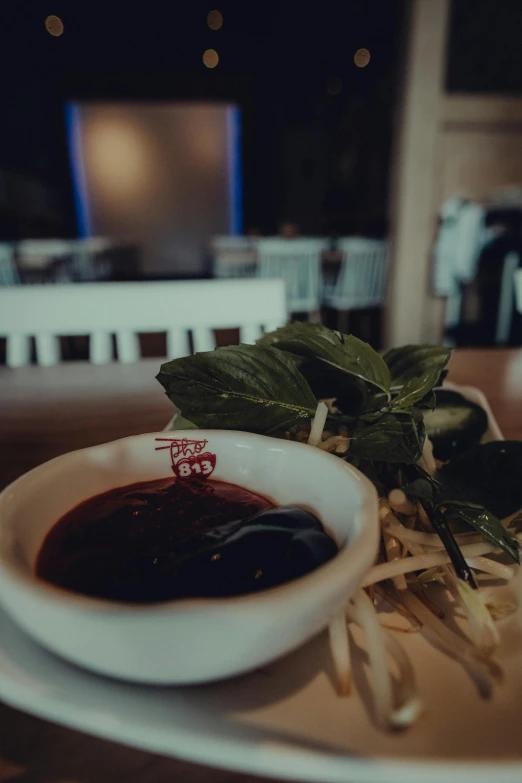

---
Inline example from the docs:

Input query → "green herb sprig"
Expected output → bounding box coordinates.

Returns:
[156,323,520,578]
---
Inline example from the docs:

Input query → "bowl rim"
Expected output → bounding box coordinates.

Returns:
[0,429,379,616]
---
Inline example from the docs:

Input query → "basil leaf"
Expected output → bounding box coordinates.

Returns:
[418,390,437,410]
[384,344,451,390]
[440,501,520,564]
[358,408,390,423]
[409,463,445,493]
[258,323,391,396]
[440,441,522,519]
[402,478,436,505]
[156,344,317,434]
[296,359,371,414]
[401,462,519,563]
[391,365,445,410]
[348,411,426,463]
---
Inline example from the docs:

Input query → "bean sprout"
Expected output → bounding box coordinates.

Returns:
[308,398,516,732]
[362,542,498,586]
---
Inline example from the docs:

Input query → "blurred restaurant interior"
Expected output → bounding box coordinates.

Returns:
[1,0,521,365]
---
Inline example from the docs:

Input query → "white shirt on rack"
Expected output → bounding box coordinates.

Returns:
[432,198,486,297]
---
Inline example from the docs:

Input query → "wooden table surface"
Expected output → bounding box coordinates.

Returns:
[1,348,522,783]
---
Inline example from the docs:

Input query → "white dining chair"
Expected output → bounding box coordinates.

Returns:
[211,236,258,279]
[15,239,77,283]
[71,237,115,281]
[515,268,522,316]
[15,239,77,268]
[495,251,521,345]
[0,279,287,368]
[323,238,388,312]
[0,244,20,286]
[255,238,327,316]
[15,238,113,283]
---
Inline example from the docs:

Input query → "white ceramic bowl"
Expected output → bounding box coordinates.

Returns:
[0,430,378,685]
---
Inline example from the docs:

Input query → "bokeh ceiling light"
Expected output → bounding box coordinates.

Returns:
[354,48,371,68]
[45,15,64,36]
[203,49,219,68]
[207,10,223,30]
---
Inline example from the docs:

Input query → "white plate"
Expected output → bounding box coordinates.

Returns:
[1,385,521,783]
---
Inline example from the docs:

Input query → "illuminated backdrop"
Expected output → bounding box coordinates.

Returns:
[67,102,242,274]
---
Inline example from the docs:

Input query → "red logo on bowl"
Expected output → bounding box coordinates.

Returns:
[155,437,216,479]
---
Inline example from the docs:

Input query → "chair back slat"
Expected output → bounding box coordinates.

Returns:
[167,328,191,360]
[35,333,60,367]
[239,323,263,343]
[192,326,215,354]
[116,330,140,364]
[91,332,113,365]
[6,334,31,368]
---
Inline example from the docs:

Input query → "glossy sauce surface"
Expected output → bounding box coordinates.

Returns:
[36,477,338,603]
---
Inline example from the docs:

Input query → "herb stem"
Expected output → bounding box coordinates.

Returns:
[429,505,478,589]
[308,402,328,447]
[401,463,478,589]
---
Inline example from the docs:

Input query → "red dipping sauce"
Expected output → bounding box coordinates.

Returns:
[36,477,338,604]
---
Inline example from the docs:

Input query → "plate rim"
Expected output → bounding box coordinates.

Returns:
[1,655,522,783]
